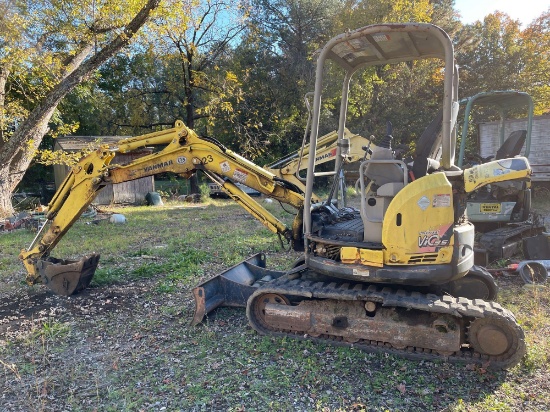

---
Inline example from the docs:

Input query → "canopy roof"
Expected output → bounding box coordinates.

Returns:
[324,23,451,71]
[460,91,533,111]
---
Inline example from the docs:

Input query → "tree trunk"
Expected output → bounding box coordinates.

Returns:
[0,65,16,217]
[0,167,14,218]
[0,0,161,218]
[185,63,200,197]
[0,65,8,143]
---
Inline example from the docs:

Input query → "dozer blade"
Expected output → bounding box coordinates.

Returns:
[36,254,100,296]
[191,253,285,326]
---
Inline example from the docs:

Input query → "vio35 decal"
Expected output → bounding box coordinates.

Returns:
[417,224,452,252]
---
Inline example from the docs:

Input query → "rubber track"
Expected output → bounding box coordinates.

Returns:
[247,276,526,369]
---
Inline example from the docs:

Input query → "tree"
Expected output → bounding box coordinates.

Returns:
[142,0,247,195]
[520,10,550,114]
[327,0,442,147]
[84,0,249,194]
[456,13,524,97]
[216,0,339,162]
[0,0,162,217]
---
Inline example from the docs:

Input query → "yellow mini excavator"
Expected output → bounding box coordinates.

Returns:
[20,23,530,369]
[193,23,530,370]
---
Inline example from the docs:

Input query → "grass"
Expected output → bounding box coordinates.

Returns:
[0,191,549,411]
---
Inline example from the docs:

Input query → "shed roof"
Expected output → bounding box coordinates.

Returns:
[54,136,132,151]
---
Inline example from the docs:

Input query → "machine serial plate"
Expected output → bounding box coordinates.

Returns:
[480,203,501,213]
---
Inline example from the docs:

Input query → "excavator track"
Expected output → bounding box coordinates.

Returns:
[247,275,525,370]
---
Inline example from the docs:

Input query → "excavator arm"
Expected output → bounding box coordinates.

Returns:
[265,129,376,199]
[19,120,306,295]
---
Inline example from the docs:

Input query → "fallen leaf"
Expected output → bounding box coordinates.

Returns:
[397,383,406,394]
[466,363,477,371]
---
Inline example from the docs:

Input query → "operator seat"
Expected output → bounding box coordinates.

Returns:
[360,135,407,243]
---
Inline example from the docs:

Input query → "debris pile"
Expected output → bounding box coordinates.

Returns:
[1,211,44,232]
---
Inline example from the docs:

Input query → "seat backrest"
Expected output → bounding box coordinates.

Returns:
[495,130,527,160]
[363,147,405,187]
[411,110,443,179]
[377,182,405,197]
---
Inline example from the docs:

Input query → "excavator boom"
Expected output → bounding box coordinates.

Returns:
[19,120,307,295]
[265,129,375,199]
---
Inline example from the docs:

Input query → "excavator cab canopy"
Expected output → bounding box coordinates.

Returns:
[303,23,458,237]
[457,90,534,167]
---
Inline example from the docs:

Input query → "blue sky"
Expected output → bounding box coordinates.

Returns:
[454,0,548,26]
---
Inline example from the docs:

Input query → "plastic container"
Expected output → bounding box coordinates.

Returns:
[517,260,549,284]
[145,192,164,206]
[109,214,127,224]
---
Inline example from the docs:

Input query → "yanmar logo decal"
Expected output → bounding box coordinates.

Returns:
[315,148,337,162]
[144,160,173,173]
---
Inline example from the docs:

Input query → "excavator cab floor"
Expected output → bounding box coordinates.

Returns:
[36,254,100,296]
[191,253,286,326]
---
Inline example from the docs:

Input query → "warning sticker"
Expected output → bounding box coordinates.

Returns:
[372,34,390,42]
[433,194,451,208]
[417,196,430,210]
[220,161,231,173]
[353,268,370,277]
[233,168,248,183]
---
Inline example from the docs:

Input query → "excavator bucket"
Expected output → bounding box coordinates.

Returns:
[191,253,285,326]
[36,254,100,296]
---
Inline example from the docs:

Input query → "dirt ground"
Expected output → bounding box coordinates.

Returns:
[1,200,550,411]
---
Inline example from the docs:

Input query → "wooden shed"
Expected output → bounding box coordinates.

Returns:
[53,136,155,205]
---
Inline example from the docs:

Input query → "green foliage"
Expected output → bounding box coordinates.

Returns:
[15,0,547,170]
[199,183,210,200]
[92,267,128,287]
[457,13,525,97]
[32,319,71,342]
[333,0,433,33]
[1,0,151,138]
[520,11,550,114]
